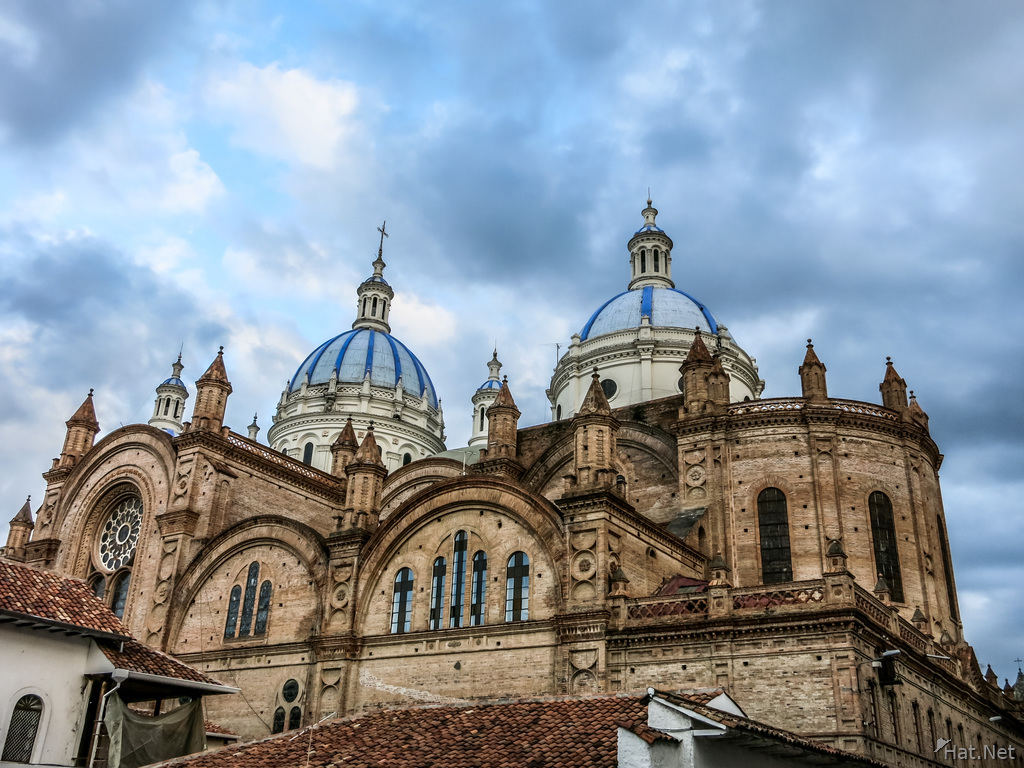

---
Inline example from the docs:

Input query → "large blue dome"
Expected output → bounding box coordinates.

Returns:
[290,329,438,409]
[580,286,718,341]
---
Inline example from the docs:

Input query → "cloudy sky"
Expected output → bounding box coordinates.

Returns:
[1,1,1022,678]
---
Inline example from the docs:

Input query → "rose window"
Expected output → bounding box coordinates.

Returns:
[98,496,143,571]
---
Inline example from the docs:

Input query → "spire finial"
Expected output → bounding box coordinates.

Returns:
[218,345,224,355]
[372,221,389,277]
[647,187,652,207]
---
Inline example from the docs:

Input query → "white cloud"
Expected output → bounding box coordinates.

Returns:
[389,293,457,349]
[160,149,225,213]
[205,63,365,170]
[0,12,39,69]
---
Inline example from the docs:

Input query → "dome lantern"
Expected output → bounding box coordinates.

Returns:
[353,221,395,333]
[627,197,675,291]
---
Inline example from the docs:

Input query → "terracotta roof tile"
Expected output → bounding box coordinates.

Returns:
[204,721,237,737]
[101,638,230,688]
[0,560,128,637]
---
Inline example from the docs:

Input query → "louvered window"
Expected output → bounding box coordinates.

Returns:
[758,488,792,584]
[869,491,904,602]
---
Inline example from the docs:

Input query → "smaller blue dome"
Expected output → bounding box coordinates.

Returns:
[161,377,187,388]
[580,286,718,341]
[635,223,664,234]
[476,379,502,392]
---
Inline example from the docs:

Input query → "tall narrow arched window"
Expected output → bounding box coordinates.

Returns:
[471,551,487,626]
[479,408,486,431]
[381,299,387,317]
[174,400,181,419]
[254,580,272,635]
[869,491,903,602]
[2,694,43,763]
[653,249,660,272]
[450,532,468,628]
[402,453,412,466]
[302,442,314,465]
[288,707,301,730]
[272,708,285,734]
[224,585,241,639]
[936,515,958,619]
[110,572,131,619]
[640,249,647,272]
[90,574,105,600]
[757,488,792,584]
[164,398,171,415]
[505,552,530,622]
[391,568,414,634]
[371,296,378,316]
[429,557,446,630]
[239,562,260,638]
[362,297,368,316]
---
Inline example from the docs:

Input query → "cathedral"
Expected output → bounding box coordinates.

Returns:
[4,201,1022,766]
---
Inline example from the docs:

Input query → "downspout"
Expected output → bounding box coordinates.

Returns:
[88,669,129,768]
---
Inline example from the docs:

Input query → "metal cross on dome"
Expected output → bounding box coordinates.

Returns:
[377,221,388,254]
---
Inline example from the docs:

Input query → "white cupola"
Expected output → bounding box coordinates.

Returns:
[627,198,675,290]
[148,354,189,435]
[468,350,503,448]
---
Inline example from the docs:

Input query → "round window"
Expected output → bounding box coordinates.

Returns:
[282,679,300,703]
[600,379,617,399]
[677,376,686,394]
[98,496,143,572]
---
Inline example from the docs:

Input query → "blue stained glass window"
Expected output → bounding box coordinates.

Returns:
[391,568,414,634]
[239,562,260,637]
[254,580,272,635]
[111,572,131,619]
[471,551,487,626]
[505,552,529,622]
[224,585,241,639]
[429,557,446,630]
[450,532,467,628]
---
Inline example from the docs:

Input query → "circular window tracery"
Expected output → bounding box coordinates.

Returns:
[98,496,143,572]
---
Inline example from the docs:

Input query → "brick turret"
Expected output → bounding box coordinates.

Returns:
[879,357,908,410]
[680,329,715,414]
[799,339,828,401]
[707,354,731,407]
[190,347,232,433]
[481,377,520,461]
[57,390,100,469]
[3,497,34,561]
[570,371,620,490]
[331,417,359,476]
[343,425,388,530]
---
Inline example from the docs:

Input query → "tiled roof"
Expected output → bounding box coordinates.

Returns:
[204,722,237,737]
[101,638,230,688]
[656,574,709,596]
[0,560,128,638]
[157,694,649,768]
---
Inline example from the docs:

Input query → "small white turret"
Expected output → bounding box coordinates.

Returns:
[149,354,189,435]
[469,350,502,448]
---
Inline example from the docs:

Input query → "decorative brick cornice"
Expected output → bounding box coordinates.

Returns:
[156,509,201,538]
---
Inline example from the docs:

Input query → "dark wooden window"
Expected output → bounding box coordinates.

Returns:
[471,551,487,626]
[450,532,467,628]
[757,488,792,584]
[302,442,314,465]
[110,572,131,619]
[239,562,260,637]
[272,707,285,734]
[391,568,414,634]
[936,516,958,619]
[869,491,904,602]
[289,707,301,730]
[429,557,446,630]
[505,552,530,622]
[224,585,241,638]
[254,580,272,635]
[2,695,42,763]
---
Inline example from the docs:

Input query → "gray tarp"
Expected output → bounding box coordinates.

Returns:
[103,695,206,768]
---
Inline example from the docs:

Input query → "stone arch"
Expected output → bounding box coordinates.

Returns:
[355,476,568,634]
[166,516,329,651]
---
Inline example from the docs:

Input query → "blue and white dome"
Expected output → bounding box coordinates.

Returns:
[161,376,187,388]
[580,286,718,341]
[476,379,502,392]
[290,328,438,409]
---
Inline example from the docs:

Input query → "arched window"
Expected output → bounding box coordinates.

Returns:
[272,707,285,734]
[556,405,562,420]
[450,532,468,628]
[869,491,904,602]
[505,552,530,622]
[653,249,659,272]
[2,694,43,763]
[697,526,707,555]
[429,557,446,630]
[110,572,131,619]
[640,249,647,272]
[391,568,414,634]
[302,442,314,465]
[174,400,181,419]
[936,515,958,619]
[163,398,171,416]
[238,562,260,638]
[479,408,486,432]
[254,580,272,635]
[90,574,105,600]
[371,296,378,316]
[757,488,792,584]
[224,585,241,639]
[362,297,368,317]
[288,707,301,730]
[471,551,487,626]
[402,453,412,466]
[381,299,387,317]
